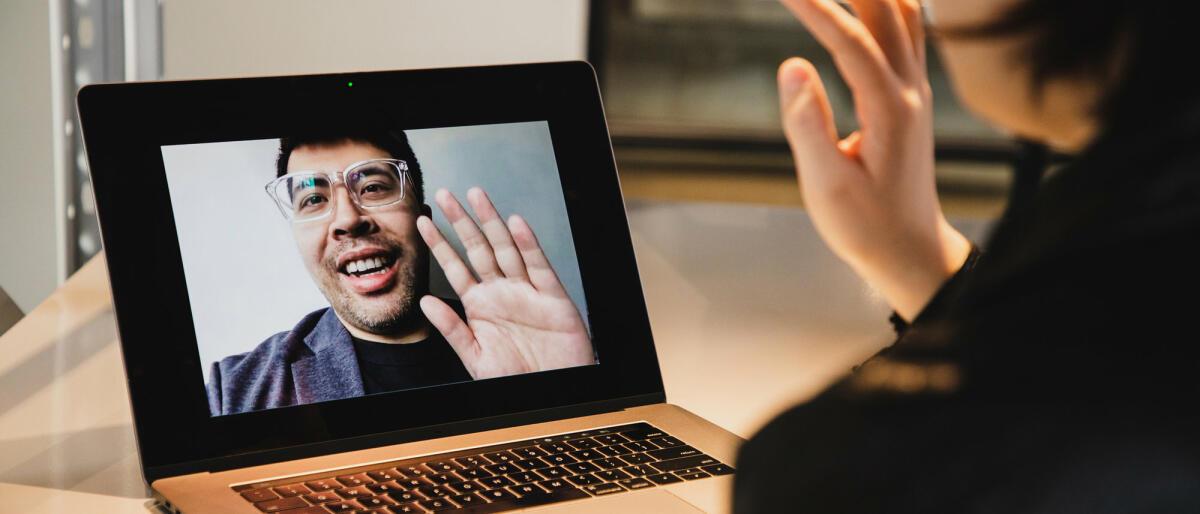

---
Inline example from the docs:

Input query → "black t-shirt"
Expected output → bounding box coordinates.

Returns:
[351,333,472,395]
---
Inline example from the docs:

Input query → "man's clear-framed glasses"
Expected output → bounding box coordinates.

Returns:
[265,158,412,222]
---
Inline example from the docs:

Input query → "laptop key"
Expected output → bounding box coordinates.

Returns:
[593,458,624,470]
[336,473,372,487]
[510,483,548,498]
[424,460,462,473]
[335,486,372,499]
[305,478,340,491]
[447,480,483,493]
[366,481,403,495]
[458,466,492,479]
[539,442,572,454]
[565,438,601,449]
[594,433,629,445]
[620,452,656,465]
[569,449,603,461]
[388,502,422,513]
[514,457,550,470]
[649,455,720,473]
[596,469,632,482]
[484,462,518,475]
[625,440,659,452]
[622,465,656,476]
[387,491,423,503]
[480,488,516,502]
[544,453,578,466]
[454,455,489,468]
[566,473,603,486]
[397,477,435,489]
[417,498,456,511]
[414,485,453,499]
[597,444,632,456]
[618,427,667,440]
[367,469,403,481]
[426,472,458,485]
[648,445,703,461]
[538,479,573,492]
[481,475,515,488]
[271,484,310,498]
[565,461,600,474]
[646,473,684,485]
[703,463,735,476]
[677,471,712,480]
[252,496,306,512]
[397,465,427,478]
[484,451,518,463]
[451,492,485,506]
[324,501,360,512]
[535,466,571,479]
[650,436,685,448]
[582,482,627,496]
[303,492,339,504]
[509,471,540,484]
[619,477,654,490]
[512,446,548,459]
[358,495,397,508]
[241,488,279,502]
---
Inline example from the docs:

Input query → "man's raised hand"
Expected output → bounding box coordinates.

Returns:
[416,187,594,379]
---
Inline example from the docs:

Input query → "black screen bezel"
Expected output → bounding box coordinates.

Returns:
[77,62,665,478]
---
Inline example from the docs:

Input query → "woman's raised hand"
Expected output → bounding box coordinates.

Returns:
[778,0,971,320]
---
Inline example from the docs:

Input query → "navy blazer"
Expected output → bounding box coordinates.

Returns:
[206,308,366,416]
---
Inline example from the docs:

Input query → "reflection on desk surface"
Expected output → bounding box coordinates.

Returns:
[0,200,992,505]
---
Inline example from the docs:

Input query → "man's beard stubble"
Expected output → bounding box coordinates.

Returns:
[317,238,430,337]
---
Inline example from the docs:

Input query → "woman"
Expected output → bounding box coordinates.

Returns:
[735,0,1200,511]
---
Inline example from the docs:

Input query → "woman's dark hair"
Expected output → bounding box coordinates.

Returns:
[276,129,425,203]
[937,1,1188,130]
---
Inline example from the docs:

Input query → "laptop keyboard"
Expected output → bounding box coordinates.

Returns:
[232,422,734,513]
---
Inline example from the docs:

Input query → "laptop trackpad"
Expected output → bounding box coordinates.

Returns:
[527,489,703,513]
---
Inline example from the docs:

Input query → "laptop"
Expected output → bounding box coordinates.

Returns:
[77,61,743,513]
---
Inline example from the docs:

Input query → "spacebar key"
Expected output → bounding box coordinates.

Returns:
[649,455,720,473]
[456,488,590,513]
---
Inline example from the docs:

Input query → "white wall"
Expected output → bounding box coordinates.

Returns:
[160,0,589,79]
[0,0,57,314]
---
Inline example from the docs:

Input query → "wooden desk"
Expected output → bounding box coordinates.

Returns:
[0,199,991,511]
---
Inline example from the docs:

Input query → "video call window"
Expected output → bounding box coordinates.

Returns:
[160,121,596,417]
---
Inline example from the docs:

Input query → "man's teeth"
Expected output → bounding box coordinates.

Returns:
[345,257,387,275]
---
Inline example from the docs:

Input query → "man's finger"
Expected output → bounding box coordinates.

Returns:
[420,295,481,378]
[436,189,503,281]
[507,215,569,298]
[417,215,477,297]
[466,187,529,282]
[847,0,920,81]
[778,0,899,114]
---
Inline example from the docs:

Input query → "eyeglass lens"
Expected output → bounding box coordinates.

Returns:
[280,161,405,220]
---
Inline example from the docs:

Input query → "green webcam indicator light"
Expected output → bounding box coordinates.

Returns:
[347,81,354,87]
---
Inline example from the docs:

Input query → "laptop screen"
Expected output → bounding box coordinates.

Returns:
[160,121,596,417]
[79,63,666,477]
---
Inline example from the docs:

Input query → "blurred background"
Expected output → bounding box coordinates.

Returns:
[0,0,1016,332]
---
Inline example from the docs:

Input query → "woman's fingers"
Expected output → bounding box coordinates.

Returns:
[847,0,920,81]
[507,215,569,298]
[778,59,855,186]
[435,189,502,281]
[778,0,898,111]
[899,0,926,70]
[417,215,478,296]
[466,187,529,282]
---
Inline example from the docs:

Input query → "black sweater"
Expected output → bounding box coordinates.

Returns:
[733,107,1200,512]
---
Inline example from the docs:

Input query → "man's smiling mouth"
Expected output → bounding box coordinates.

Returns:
[339,254,397,277]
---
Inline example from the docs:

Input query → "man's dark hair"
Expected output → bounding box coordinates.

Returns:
[937,2,1192,131]
[276,130,425,203]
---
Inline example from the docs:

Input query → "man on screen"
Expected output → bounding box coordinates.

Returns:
[205,130,595,416]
